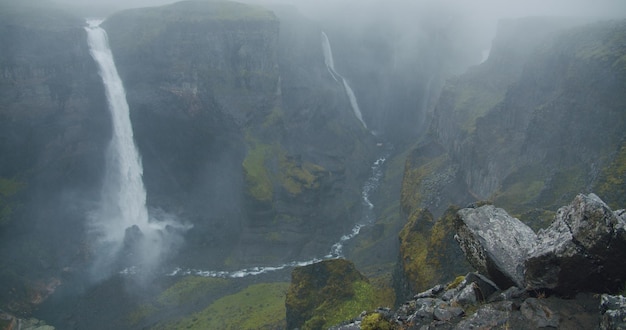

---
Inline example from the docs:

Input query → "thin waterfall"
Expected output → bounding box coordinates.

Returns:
[85,19,187,279]
[321,31,368,129]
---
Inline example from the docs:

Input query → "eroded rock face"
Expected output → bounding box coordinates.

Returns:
[525,193,626,294]
[455,204,537,288]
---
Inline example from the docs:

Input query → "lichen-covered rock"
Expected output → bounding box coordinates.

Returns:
[600,294,626,330]
[525,193,626,294]
[455,204,537,288]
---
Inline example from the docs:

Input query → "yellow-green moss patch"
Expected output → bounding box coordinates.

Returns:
[242,140,274,202]
[162,282,290,330]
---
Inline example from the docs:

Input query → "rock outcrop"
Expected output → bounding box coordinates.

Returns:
[285,259,379,330]
[394,206,471,301]
[404,18,626,227]
[455,204,537,289]
[525,194,626,294]
[332,272,599,330]
[455,193,626,296]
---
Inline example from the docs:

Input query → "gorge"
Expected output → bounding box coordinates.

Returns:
[1,0,626,329]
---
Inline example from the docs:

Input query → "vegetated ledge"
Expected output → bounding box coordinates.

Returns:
[329,193,626,329]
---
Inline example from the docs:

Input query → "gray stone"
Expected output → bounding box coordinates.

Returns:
[454,304,510,330]
[451,283,478,306]
[465,272,500,301]
[489,286,526,302]
[433,306,454,322]
[415,284,445,299]
[525,194,626,294]
[521,298,559,328]
[456,205,537,288]
[600,294,626,330]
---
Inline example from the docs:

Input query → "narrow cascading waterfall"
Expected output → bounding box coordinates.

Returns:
[85,19,186,279]
[321,32,340,82]
[321,31,367,129]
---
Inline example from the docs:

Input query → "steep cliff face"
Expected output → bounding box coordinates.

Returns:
[102,1,376,267]
[404,18,626,214]
[458,19,626,210]
[396,17,626,299]
[0,2,110,313]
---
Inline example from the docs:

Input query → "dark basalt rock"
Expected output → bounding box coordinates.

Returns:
[525,193,626,295]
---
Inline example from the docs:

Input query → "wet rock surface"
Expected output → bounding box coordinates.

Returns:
[333,276,605,330]
[455,205,537,288]
[525,194,626,295]
[332,194,626,329]
[455,194,626,295]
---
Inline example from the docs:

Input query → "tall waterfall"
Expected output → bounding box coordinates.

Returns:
[85,19,185,279]
[321,32,367,129]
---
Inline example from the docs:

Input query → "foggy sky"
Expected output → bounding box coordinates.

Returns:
[45,0,626,19]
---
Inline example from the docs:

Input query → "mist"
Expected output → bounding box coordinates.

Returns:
[2,0,626,327]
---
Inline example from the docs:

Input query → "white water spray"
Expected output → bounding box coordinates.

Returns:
[481,48,491,63]
[85,19,187,279]
[321,32,367,129]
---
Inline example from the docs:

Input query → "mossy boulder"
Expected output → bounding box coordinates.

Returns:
[394,207,471,302]
[286,259,384,330]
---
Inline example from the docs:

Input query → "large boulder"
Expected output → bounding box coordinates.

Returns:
[525,193,626,294]
[455,194,626,296]
[455,204,537,288]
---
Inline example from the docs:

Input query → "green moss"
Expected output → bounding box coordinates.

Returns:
[519,209,556,232]
[242,131,326,201]
[127,277,231,326]
[157,277,230,307]
[302,281,385,330]
[280,156,325,195]
[398,209,438,292]
[286,259,392,329]
[494,165,550,214]
[595,141,626,209]
[447,276,466,290]
[242,140,274,202]
[126,304,159,326]
[161,282,289,330]
[398,206,472,294]
[400,154,446,212]
[361,312,393,330]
